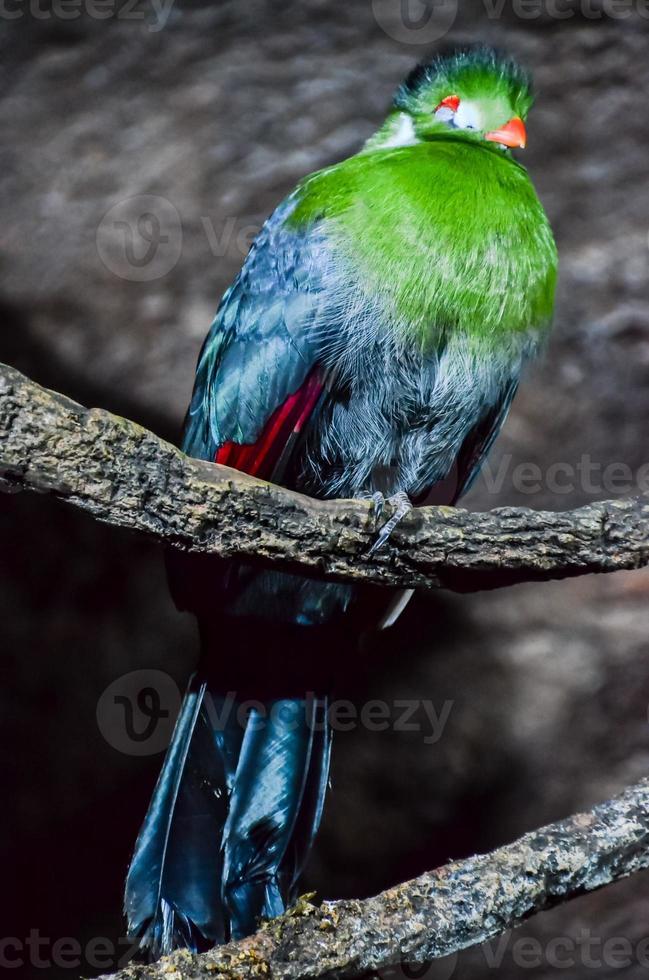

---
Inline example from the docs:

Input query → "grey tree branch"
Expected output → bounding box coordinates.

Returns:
[103,778,649,980]
[1,361,648,593]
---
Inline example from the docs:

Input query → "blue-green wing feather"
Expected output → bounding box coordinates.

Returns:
[455,378,519,499]
[182,199,331,462]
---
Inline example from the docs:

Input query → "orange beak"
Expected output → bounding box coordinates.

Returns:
[485,116,527,149]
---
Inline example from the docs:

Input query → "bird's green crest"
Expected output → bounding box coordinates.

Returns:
[396,46,533,121]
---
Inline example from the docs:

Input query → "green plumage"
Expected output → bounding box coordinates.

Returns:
[289,139,556,345]
[286,45,556,353]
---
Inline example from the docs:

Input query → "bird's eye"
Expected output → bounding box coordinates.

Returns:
[433,94,460,125]
[434,95,460,113]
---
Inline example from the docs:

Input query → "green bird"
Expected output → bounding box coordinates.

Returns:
[126,46,557,955]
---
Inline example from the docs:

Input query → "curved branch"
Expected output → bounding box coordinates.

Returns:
[1,360,648,592]
[102,778,649,980]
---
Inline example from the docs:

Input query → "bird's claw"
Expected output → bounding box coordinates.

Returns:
[368,491,412,555]
[369,491,386,524]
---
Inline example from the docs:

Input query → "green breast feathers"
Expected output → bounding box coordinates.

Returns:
[288,138,557,348]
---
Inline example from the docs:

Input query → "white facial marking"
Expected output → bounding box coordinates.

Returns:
[453,100,483,132]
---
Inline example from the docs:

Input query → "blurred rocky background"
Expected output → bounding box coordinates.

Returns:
[2,2,649,978]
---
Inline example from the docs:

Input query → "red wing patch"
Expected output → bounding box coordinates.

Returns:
[215,368,324,481]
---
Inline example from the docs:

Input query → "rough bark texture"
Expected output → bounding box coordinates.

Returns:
[1,361,649,594]
[102,778,649,980]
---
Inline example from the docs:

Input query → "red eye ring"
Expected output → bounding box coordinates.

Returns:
[434,95,460,113]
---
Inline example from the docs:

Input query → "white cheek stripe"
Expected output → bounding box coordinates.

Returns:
[454,101,483,131]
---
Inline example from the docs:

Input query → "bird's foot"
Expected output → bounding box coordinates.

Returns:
[368,491,412,555]
[364,491,387,524]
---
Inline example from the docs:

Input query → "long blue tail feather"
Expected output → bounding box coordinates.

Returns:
[125,676,331,955]
[283,699,332,899]
[220,698,328,939]
[124,680,230,956]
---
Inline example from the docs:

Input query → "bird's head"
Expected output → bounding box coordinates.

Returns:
[371,47,532,154]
